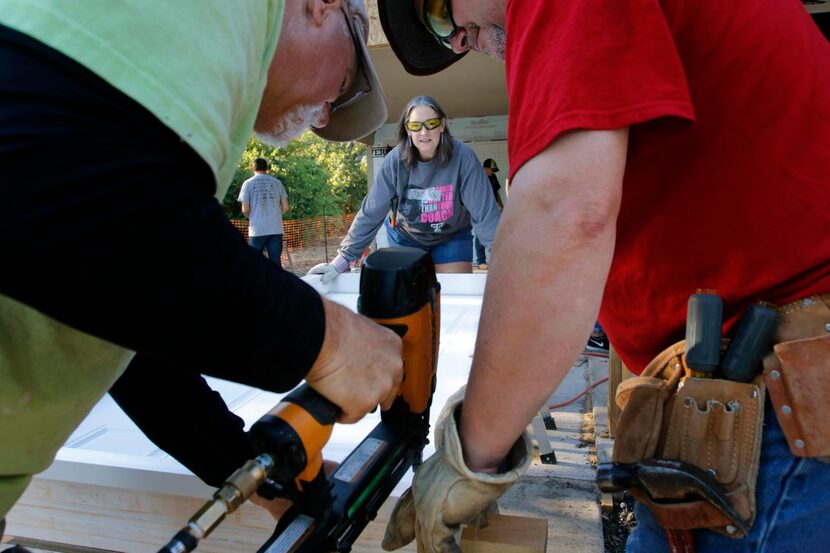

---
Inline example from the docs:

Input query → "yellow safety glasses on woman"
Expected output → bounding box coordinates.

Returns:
[406,117,442,132]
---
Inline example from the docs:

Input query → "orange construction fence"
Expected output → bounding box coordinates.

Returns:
[231,213,357,275]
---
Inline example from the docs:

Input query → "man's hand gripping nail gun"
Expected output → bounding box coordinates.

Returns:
[158,247,441,553]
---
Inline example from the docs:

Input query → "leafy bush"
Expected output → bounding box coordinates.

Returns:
[222,133,367,220]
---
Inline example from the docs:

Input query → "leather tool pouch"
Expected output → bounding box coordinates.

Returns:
[763,294,830,461]
[613,341,765,538]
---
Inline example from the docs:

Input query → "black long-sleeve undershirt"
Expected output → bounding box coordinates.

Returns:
[0,24,325,483]
[110,354,256,488]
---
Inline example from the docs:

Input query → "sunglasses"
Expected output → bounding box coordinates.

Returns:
[422,0,458,50]
[406,118,442,132]
[330,7,372,115]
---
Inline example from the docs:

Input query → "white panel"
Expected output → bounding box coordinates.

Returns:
[40,273,487,500]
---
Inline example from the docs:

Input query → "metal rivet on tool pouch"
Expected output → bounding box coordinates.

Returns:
[770,370,781,380]
[782,405,792,415]
[726,525,737,535]
[707,468,717,478]
[684,397,696,407]
[751,389,758,399]
[825,323,830,333]
[795,439,805,449]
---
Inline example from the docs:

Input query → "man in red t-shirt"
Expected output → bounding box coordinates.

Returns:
[377,1,830,551]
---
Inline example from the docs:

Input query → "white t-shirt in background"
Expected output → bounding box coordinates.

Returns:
[239,174,288,236]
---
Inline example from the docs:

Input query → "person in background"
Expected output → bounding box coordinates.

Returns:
[239,157,290,268]
[473,158,504,269]
[585,321,609,354]
[309,95,500,283]
[0,0,401,533]
[377,0,830,552]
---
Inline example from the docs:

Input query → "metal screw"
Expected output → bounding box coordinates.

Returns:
[770,370,781,380]
[795,439,806,449]
[726,525,737,535]
[782,405,792,415]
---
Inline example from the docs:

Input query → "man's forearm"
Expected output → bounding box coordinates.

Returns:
[0,99,324,390]
[460,129,628,471]
[110,353,254,488]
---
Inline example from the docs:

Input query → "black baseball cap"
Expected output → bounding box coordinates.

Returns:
[377,0,466,76]
[483,158,499,172]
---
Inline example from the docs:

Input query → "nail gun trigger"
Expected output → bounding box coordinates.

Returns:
[257,478,286,500]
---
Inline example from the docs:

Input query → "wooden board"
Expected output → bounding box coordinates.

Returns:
[5,478,418,553]
[460,513,548,553]
[607,347,632,438]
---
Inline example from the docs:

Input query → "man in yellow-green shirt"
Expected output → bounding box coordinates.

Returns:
[0,0,404,532]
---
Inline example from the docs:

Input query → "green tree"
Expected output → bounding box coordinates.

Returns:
[315,140,368,215]
[221,133,368,221]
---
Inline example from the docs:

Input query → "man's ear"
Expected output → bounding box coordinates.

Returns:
[308,0,344,27]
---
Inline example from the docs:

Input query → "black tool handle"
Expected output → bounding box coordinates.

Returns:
[283,384,340,425]
[685,292,723,376]
[721,304,779,382]
[596,462,637,493]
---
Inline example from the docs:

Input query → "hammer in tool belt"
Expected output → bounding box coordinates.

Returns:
[597,459,749,553]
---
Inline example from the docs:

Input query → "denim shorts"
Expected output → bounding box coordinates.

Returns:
[627,397,830,552]
[384,219,473,264]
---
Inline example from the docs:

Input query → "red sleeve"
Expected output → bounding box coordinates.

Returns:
[505,0,696,180]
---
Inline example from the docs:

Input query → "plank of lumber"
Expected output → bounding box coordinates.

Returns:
[460,513,548,553]
[5,477,417,553]
[607,347,632,437]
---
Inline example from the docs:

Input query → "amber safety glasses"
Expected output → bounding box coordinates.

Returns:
[406,118,442,132]
[422,0,458,49]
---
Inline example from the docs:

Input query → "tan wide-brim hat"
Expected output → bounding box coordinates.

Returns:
[312,1,388,142]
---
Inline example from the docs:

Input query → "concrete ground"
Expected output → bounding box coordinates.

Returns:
[497,353,611,553]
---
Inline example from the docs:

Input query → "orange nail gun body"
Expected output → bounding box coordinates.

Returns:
[159,247,440,553]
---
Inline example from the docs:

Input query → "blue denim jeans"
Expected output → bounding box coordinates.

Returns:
[627,398,830,552]
[384,219,472,264]
[249,234,283,268]
[473,233,487,265]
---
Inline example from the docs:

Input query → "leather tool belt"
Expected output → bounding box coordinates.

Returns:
[613,341,764,538]
[612,292,830,538]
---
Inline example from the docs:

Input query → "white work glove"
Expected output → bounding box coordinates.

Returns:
[307,254,350,285]
[382,386,533,553]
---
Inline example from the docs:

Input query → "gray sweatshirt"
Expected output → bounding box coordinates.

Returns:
[338,139,501,261]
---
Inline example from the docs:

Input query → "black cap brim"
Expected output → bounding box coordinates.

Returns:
[378,0,466,76]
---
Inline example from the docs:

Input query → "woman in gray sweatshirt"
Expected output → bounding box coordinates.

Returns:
[310,95,501,282]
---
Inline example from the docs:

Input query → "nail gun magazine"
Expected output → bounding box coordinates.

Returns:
[159,247,440,553]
